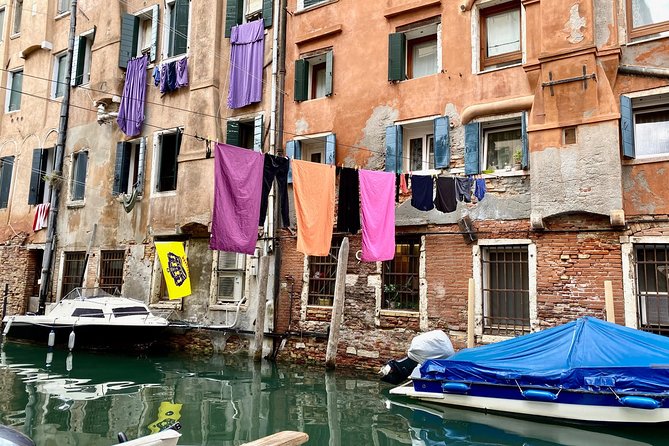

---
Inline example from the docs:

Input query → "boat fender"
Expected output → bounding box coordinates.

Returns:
[620,396,660,410]
[442,382,470,394]
[2,318,12,336]
[68,331,76,351]
[47,330,55,348]
[522,389,558,402]
[117,432,128,443]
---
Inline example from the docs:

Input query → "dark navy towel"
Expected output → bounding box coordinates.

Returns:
[411,175,434,211]
[435,177,457,213]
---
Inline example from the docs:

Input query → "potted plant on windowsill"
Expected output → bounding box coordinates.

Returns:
[512,149,522,171]
[384,284,402,309]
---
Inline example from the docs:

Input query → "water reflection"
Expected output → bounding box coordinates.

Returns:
[0,342,665,446]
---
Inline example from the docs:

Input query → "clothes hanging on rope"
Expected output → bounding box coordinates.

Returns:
[337,167,361,234]
[359,169,396,262]
[411,175,435,211]
[455,176,474,203]
[259,154,290,228]
[434,177,457,213]
[474,178,487,201]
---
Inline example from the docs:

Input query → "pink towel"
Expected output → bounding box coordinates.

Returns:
[359,170,395,262]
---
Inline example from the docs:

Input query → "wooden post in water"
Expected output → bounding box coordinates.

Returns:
[325,237,349,369]
[467,278,475,348]
[604,280,615,322]
[253,256,270,362]
[325,371,341,445]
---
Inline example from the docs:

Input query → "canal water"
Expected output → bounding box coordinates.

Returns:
[0,341,665,446]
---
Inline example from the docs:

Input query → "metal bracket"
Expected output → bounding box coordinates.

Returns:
[542,66,597,96]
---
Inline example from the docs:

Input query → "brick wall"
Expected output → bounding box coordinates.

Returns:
[0,240,33,317]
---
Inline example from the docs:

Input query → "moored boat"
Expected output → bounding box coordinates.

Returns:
[390,316,669,424]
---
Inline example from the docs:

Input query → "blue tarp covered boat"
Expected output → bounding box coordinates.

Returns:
[390,317,669,424]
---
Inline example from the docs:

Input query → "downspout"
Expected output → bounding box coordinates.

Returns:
[38,0,77,313]
[618,64,669,78]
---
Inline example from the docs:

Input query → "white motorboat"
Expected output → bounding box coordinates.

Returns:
[116,428,181,445]
[1,288,170,350]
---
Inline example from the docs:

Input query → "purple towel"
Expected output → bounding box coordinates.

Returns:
[228,19,264,109]
[117,55,148,137]
[359,170,396,262]
[176,57,189,88]
[210,143,264,254]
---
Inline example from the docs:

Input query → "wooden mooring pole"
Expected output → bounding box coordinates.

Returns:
[325,237,349,369]
[467,278,475,348]
[604,280,615,323]
[253,256,270,362]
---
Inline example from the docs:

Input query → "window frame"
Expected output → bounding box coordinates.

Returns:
[626,0,669,40]
[6,69,23,112]
[298,0,329,11]
[59,251,86,299]
[11,0,21,36]
[70,150,88,202]
[113,138,146,196]
[98,250,125,295]
[401,120,436,173]
[294,49,333,102]
[226,115,264,151]
[163,0,190,60]
[292,132,336,165]
[28,147,55,205]
[382,235,422,312]
[632,104,669,158]
[152,128,183,194]
[482,120,523,172]
[306,237,342,307]
[56,0,69,15]
[479,0,522,70]
[0,7,6,43]
[0,156,15,209]
[52,53,68,98]
[388,18,441,82]
[634,243,669,334]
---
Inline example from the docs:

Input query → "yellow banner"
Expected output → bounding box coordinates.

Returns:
[148,401,182,434]
[155,242,191,300]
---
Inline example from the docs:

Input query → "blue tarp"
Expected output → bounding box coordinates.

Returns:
[421,317,669,394]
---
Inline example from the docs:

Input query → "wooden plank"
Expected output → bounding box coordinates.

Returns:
[326,237,349,369]
[467,278,475,348]
[604,280,615,322]
[240,431,309,446]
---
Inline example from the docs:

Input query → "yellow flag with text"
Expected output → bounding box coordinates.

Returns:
[155,242,191,299]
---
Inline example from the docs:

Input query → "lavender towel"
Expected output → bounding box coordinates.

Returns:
[359,170,396,262]
[228,19,264,109]
[117,55,148,137]
[210,143,264,255]
[176,57,189,88]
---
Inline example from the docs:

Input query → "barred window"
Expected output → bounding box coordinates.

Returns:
[383,236,420,311]
[482,245,529,335]
[99,250,124,295]
[308,238,342,306]
[61,251,86,298]
[636,244,669,335]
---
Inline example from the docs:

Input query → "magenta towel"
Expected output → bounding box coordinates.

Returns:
[210,143,264,254]
[359,170,396,262]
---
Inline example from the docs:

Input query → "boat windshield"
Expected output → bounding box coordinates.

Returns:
[62,287,114,301]
[112,307,150,317]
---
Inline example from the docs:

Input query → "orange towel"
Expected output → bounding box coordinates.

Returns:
[292,160,335,256]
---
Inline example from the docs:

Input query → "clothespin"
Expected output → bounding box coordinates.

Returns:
[205,140,211,159]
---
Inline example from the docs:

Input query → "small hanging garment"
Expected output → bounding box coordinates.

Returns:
[400,173,409,194]
[292,160,336,256]
[152,66,161,86]
[210,143,264,254]
[434,177,457,213]
[33,203,50,231]
[337,167,361,234]
[474,178,487,201]
[359,170,396,262]
[411,175,434,211]
[175,57,189,88]
[456,177,474,203]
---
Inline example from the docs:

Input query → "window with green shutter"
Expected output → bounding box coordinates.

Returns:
[0,156,14,209]
[225,0,273,38]
[156,129,182,193]
[119,7,158,69]
[71,151,88,201]
[294,49,333,102]
[389,19,440,82]
[72,32,93,86]
[168,0,189,57]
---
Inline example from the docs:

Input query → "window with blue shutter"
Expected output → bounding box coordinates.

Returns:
[325,134,336,165]
[0,156,14,209]
[118,14,139,69]
[433,116,450,169]
[385,125,403,173]
[464,122,481,175]
[388,33,406,82]
[28,149,47,205]
[286,140,301,183]
[521,111,529,169]
[294,59,309,102]
[620,95,635,159]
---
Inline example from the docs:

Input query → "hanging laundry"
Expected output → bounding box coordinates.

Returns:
[175,57,189,88]
[152,66,161,86]
[228,19,264,109]
[210,143,264,255]
[411,175,434,211]
[292,160,336,256]
[337,167,361,234]
[159,61,178,94]
[456,177,474,203]
[117,54,148,137]
[359,170,396,262]
[259,154,290,227]
[399,173,409,194]
[474,178,487,201]
[434,177,457,213]
[32,203,50,231]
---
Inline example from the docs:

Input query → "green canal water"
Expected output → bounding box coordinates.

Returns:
[0,341,665,446]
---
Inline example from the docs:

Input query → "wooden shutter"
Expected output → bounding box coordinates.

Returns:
[171,0,189,57]
[118,14,139,69]
[174,129,182,189]
[620,95,635,159]
[225,0,243,38]
[253,115,264,152]
[304,0,321,7]
[294,59,309,102]
[464,122,481,175]
[149,5,159,62]
[433,116,450,169]
[325,134,336,165]
[28,149,46,205]
[388,33,406,82]
[73,152,88,200]
[385,125,403,173]
[263,0,273,28]
[113,142,130,196]
[325,50,333,97]
[521,111,529,169]
[227,121,241,147]
[0,157,13,208]
[137,137,147,195]
[286,140,301,183]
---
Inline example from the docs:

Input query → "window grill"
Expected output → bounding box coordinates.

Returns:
[100,250,125,295]
[482,245,529,335]
[383,237,420,311]
[308,238,341,306]
[636,244,669,335]
[61,251,86,298]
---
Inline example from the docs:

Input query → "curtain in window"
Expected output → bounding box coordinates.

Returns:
[228,19,264,109]
[117,54,148,137]
[632,0,669,28]
[486,9,520,57]
[635,109,669,156]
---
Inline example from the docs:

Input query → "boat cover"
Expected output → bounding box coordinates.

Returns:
[421,316,669,394]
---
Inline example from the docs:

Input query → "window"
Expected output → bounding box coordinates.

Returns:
[635,244,669,334]
[621,94,669,159]
[285,134,336,177]
[225,0,273,38]
[56,0,68,14]
[479,1,521,70]
[383,236,420,311]
[12,0,21,35]
[294,50,333,101]
[155,129,182,192]
[72,32,93,86]
[165,0,189,58]
[71,150,88,201]
[61,251,85,298]
[6,69,23,112]
[113,306,149,317]
[481,245,529,335]
[215,251,246,304]
[28,147,55,205]
[0,156,14,209]
[0,8,6,42]
[307,238,341,306]
[99,250,125,295]
[52,53,68,98]
[385,116,450,173]
[71,308,104,318]
[627,0,669,40]
[226,115,264,151]
[113,138,146,196]
[118,6,158,68]
[388,19,440,82]
[483,122,522,172]
[300,0,328,10]
[463,113,528,175]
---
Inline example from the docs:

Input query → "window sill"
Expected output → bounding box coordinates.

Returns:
[480,333,513,344]
[210,303,247,311]
[307,304,332,309]
[295,0,338,15]
[622,154,669,165]
[482,169,528,178]
[66,200,85,209]
[477,62,523,75]
[9,33,20,40]
[55,11,70,20]
[4,109,20,114]
[151,301,181,309]
[159,53,188,65]
[380,309,419,317]
[151,190,178,198]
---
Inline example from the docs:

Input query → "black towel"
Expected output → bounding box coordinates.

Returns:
[435,177,457,213]
[411,175,434,211]
[336,167,361,234]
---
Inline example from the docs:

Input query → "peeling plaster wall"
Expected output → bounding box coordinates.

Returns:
[622,164,669,216]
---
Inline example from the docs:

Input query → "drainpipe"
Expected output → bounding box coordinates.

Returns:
[37,0,77,314]
[618,64,669,79]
